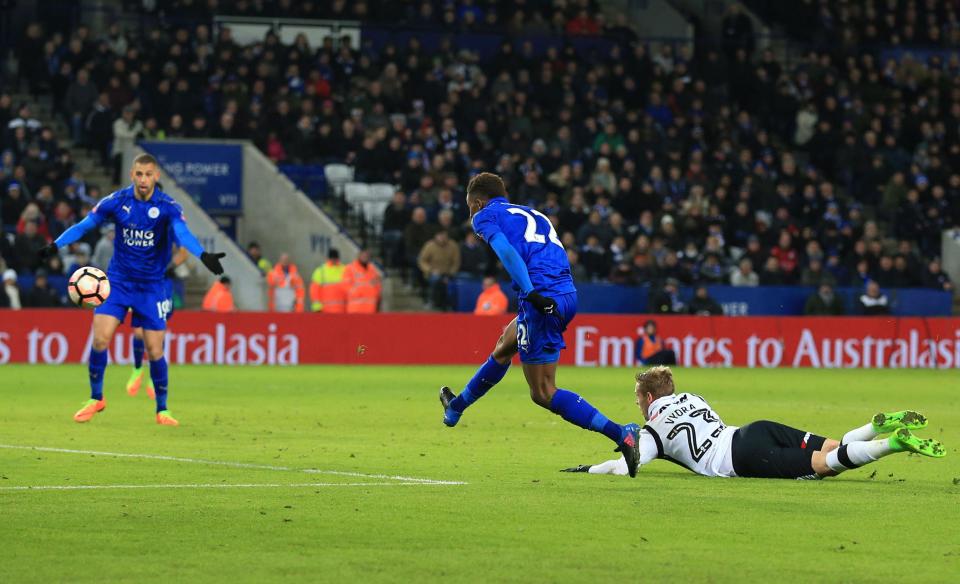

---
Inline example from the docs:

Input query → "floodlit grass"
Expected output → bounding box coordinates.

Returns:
[1,365,958,582]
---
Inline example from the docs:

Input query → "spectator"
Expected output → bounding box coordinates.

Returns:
[635,320,677,365]
[112,106,143,183]
[13,220,47,272]
[567,248,587,281]
[86,93,114,167]
[418,229,461,310]
[801,258,835,287]
[649,278,685,314]
[381,191,410,268]
[922,259,953,292]
[459,232,488,277]
[804,283,845,316]
[474,276,508,316]
[1,268,21,309]
[404,206,436,287]
[247,241,272,275]
[688,286,723,316]
[730,258,759,286]
[267,253,305,312]
[63,69,98,145]
[859,281,890,316]
[22,269,63,307]
[202,276,236,312]
[759,256,784,285]
[721,3,755,59]
[342,249,382,313]
[91,225,114,270]
[3,183,29,225]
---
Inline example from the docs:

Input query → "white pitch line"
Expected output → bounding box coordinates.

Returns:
[0,444,467,486]
[0,482,450,492]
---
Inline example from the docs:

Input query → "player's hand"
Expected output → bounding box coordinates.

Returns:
[39,242,58,259]
[526,291,557,315]
[200,251,226,275]
[560,465,592,473]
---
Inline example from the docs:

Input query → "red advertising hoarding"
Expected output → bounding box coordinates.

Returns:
[0,310,958,368]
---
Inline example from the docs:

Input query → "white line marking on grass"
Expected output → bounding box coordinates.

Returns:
[0,482,452,492]
[0,444,467,486]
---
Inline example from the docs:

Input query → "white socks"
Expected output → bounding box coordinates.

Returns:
[841,423,878,445]
[826,439,895,474]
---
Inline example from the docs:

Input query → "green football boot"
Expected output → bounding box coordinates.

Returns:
[888,428,945,458]
[872,410,927,434]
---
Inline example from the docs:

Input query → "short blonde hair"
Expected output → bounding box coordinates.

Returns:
[635,366,675,398]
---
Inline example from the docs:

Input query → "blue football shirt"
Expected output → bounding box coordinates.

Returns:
[86,185,184,282]
[472,197,576,297]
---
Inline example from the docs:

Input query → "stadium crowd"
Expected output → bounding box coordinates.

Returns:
[1,0,958,312]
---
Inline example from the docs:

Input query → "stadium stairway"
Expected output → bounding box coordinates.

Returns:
[15,92,224,309]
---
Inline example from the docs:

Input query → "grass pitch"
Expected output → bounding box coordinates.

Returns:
[1,364,958,583]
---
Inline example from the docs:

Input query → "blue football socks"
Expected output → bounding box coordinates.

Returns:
[132,336,144,369]
[150,357,169,412]
[88,348,108,400]
[550,388,624,444]
[448,355,510,413]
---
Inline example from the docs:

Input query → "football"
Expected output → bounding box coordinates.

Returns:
[67,266,110,308]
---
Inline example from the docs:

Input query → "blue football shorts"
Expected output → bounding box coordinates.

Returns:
[96,278,171,331]
[516,291,578,364]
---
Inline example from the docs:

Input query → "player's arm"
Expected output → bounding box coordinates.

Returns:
[561,431,659,476]
[475,211,556,314]
[169,206,225,275]
[40,200,110,257]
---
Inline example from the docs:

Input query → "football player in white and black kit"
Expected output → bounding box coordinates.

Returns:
[562,367,945,480]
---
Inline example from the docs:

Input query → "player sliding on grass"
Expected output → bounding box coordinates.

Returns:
[561,366,945,479]
[39,153,226,426]
[439,172,643,474]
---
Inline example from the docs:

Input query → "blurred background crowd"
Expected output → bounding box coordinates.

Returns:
[0,0,957,312]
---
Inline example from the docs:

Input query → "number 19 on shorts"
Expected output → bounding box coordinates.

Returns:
[156,299,172,321]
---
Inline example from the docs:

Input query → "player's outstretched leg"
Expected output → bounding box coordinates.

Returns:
[822,429,945,475]
[74,347,109,423]
[841,410,927,444]
[441,319,518,427]
[150,357,178,426]
[440,356,510,426]
[126,332,146,396]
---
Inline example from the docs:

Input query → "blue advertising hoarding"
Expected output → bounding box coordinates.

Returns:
[140,141,243,214]
[447,279,953,317]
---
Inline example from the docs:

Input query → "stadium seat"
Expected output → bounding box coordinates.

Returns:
[344,182,372,204]
[368,183,396,202]
[324,164,354,197]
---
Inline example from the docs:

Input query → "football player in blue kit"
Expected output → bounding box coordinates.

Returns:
[40,153,225,426]
[439,172,642,476]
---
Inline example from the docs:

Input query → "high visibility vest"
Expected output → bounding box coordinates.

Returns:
[310,261,347,312]
[267,264,305,312]
[202,281,235,312]
[343,261,381,314]
[474,285,508,316]
[640,334,663,360]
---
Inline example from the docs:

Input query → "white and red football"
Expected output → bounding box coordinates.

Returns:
[68,266,110,308]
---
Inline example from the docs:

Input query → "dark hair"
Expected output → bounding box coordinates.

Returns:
[133,153,159,167]
[466,172,506,201]
[328,248,340,260]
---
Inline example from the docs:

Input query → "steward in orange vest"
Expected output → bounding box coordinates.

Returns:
[202,276,236,312]
[474,277,508,316]
[635,319,677,365]
[342,249,382,314]
[309,248,347,313]
[267,254,305,312]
